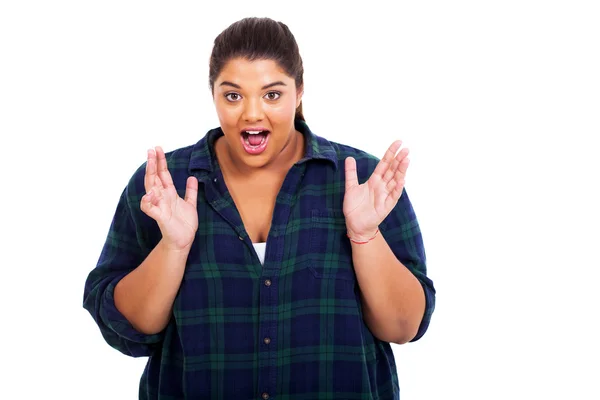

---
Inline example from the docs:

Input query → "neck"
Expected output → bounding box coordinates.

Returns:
[217,129,305,180]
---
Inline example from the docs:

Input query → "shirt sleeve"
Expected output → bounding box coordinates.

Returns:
[83,171,164,357]
[380,187,436,342]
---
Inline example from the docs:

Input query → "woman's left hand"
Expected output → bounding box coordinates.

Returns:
[343,140,409,242]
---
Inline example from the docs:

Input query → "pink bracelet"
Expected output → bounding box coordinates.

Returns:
[347,229,379,244]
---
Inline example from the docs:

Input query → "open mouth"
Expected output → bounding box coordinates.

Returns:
[240,129,271,154]
[242,130,269,146]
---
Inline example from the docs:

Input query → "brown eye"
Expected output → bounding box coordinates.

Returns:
[225,93,241,102]
[265,92,281,100]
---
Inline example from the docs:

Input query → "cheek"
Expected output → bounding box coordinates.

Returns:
[215,103,239,123]
[268,98,297,120]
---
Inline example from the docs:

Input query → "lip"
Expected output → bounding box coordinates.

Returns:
[239,126,270,134]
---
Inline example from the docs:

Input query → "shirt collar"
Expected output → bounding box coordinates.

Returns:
[188,119,338,177]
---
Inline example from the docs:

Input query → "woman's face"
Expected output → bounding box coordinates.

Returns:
[213,57,303,170]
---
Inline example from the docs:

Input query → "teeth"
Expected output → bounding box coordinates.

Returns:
[246,130,262,135]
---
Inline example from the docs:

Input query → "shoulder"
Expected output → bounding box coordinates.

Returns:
[329,140,380,164]
[318,135,419,226]
[317,135,381,182]
[299,120,379,181]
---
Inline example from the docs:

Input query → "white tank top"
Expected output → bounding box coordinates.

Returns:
[252,242,267,265]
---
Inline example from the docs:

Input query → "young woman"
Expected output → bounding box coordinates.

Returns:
[83,17,436,400]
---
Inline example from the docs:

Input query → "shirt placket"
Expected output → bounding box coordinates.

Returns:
[203,163,307,399]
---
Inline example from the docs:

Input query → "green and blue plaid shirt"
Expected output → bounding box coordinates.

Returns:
[83,120,435,399]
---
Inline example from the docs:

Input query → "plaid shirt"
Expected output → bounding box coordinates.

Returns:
[83,120,436,400]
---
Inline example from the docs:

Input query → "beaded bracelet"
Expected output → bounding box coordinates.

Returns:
[347,229,379,244]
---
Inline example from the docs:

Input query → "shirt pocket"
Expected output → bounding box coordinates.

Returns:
[308,209,356,281]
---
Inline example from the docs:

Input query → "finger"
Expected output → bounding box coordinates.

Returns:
[387,158,409,198]
[382,157,400,184]
[391,177,405,199]
[144,148,157,193]
[383,180,404,211]
[396,154,410,178]
[372,140,403,178]
[395,147,409,162]
[140,191,162,220]
[384,147,410,181]
[155,146,175,189]
[386,175,398,192]
[345,157,359,192]
[148,184,165,204]
[184,176,198,207]
[381,147,408,184]
[386,174,405,194]
[384,186,402,212]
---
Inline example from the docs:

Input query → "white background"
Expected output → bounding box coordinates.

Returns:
[1,1,599,399]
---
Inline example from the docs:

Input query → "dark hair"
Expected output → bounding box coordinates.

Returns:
[209,17,305,121]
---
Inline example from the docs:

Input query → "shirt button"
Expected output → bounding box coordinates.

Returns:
[264,279,271,287]
[213,177,218,183]
[263,337,271,344]
[238,236,244,241]
[262,393,269,400]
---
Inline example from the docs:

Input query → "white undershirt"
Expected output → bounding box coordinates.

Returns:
[252,242,267,265]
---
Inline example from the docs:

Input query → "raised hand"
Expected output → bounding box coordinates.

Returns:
[343,140,409,242]
[140,146,199,251]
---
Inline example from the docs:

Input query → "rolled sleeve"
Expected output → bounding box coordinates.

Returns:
[380,188,436,342]
[83,171,164,357]
[100,273,163,351]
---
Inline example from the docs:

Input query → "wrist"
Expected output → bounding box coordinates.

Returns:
[346,228,379,244]
[158,238,193,255]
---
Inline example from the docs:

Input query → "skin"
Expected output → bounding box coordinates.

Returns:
[114,58,426,343]
[212,58,305,176]
[344,144,426,343]
[211,58,306,242]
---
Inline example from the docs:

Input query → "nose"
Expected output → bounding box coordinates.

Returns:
[242,97,264,122]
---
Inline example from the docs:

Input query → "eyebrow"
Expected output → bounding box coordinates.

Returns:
[219,81,287,90]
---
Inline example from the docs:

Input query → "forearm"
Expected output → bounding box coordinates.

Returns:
[351,233,425,344]
[114,239,190,335]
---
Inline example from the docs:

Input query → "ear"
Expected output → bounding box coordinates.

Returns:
[296,85,304,108]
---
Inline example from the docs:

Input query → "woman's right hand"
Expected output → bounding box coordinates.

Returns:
[140,146,199,251]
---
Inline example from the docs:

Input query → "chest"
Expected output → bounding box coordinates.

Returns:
[226,180,280,243]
